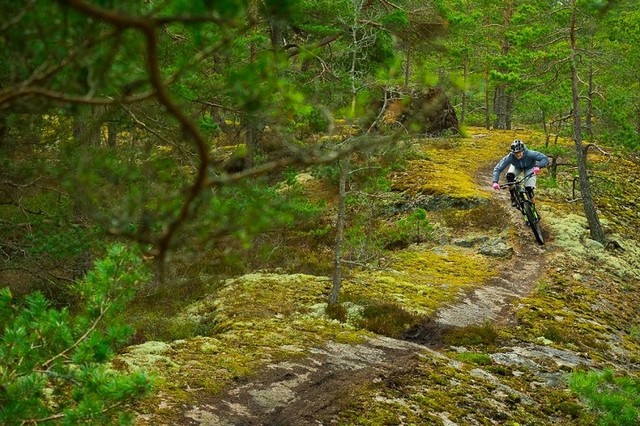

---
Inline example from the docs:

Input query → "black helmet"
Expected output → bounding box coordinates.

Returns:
[510,139,525,153]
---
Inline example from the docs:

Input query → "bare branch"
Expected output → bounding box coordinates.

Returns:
[0,85,156,110]
[193,99,241,114]
[40,302,110,370]
[583,143,611,158]
[287,34,341,58]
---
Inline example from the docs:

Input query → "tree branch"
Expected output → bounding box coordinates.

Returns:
[287,34,341,58]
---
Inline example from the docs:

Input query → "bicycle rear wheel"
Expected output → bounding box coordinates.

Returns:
[523,201,544,245]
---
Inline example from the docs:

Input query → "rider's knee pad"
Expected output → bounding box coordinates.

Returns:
[506,172,515,182]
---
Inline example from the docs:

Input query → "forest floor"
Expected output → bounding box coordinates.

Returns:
[174,170,551,426]
[131,130,640,425]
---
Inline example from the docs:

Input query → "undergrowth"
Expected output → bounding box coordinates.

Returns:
[355,301,423,338]
[569,369,640,425]
[442,322,500,347]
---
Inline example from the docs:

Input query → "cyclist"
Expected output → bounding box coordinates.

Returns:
[491,139,549,206]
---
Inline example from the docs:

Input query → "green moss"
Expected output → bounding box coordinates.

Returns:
[440,200,510,232]
[346,246,497,317]
[443,322,500,347]
[336,351,557,425]
[392,129,508,199]
[128,273,375,423]
[454,352,492,366]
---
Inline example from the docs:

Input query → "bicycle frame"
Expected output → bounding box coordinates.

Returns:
[500,173,534,213]
[499,172,544,245]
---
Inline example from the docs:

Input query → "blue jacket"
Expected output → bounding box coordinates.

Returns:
[492,149,549,183]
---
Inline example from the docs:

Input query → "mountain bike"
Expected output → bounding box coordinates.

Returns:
[500,173,544,245]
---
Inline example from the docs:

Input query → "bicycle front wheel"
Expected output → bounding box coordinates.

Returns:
[523,201,544,245]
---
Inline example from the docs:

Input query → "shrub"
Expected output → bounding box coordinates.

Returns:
[380,208,435,250]
[569,369,640,426]
[0,244,152,425]
[325,303,348,323]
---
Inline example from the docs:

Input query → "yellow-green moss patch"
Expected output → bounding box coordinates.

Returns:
[346,245,497,316]
[391,128,525,199]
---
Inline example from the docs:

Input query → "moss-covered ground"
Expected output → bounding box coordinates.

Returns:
[328,129,640,425]
[124,127,640,425]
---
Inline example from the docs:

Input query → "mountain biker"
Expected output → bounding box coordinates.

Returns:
[491,139,549,206]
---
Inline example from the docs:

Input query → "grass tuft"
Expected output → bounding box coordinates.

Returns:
[454,352,492,366]
[443,322,499,347]
[569,369,640,426]
[356,301,422,338]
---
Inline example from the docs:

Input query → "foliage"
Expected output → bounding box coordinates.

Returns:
[0,244,152,425]
[355,301,422,338]
[569,369,640,426]
[381,208,435,249]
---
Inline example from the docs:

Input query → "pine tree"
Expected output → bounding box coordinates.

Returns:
[0,244,152,425]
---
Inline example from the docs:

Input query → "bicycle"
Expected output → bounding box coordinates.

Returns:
[500,173,544,245]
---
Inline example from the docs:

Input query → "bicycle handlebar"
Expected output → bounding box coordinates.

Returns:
[498,172,535,190]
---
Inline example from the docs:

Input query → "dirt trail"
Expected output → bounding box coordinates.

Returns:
[181,337,430,426]
[175,182,548,426]
[435,193,546,329]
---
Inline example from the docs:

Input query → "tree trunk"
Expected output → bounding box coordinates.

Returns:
[484,67,491,129]
[349,28,358,117]
[585,65,594,142]
[269,18,285,52]
[0,114,6,149]
[329,156,349,306]
[569,1,606,244]
[73,107,101,146]
[461,55,468,125]
[107,120,117,148]
[243,115,257,170]
[244,13,261,170]
[493,85,511,130]
[541,109,549,147]
[548,155,558,180]
[483,14,491,130]
[493,1,513,130]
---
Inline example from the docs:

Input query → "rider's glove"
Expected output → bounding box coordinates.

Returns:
[492,182,500,190]
[533,166,540,175]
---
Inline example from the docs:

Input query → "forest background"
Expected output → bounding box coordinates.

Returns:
[1,0,639,424]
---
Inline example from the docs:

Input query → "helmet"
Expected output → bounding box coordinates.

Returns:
[510,139,525,153]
